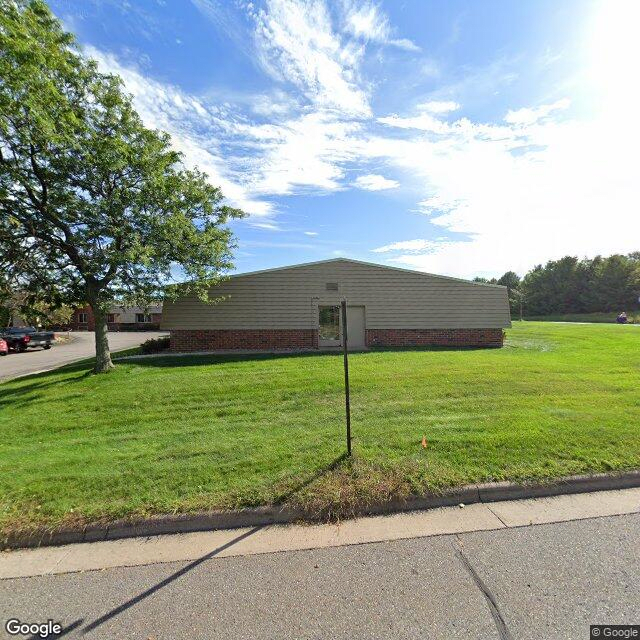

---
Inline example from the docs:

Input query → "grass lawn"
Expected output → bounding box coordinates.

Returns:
[1,321,639,537]
[525,311,639,323]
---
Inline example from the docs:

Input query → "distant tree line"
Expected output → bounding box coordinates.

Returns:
[474,253,640,317]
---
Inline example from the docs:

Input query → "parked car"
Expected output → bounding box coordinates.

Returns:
[0,337,8,356]
[1,327,55,352]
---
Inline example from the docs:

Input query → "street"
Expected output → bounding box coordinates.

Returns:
[0,331,167,382]
[1,492,638,639]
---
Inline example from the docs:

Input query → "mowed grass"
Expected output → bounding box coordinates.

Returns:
[1,322,639,536]
[525,311,639,323]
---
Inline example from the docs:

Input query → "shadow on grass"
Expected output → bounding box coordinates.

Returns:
[0,361,94,409]
[0,346,144,408]
[117,344,495,369]
[272,452,350,506]
[0,343,496,409]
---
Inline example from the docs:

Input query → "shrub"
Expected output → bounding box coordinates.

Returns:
[140,335,170,354]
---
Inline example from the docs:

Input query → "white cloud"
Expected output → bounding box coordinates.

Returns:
[417,100,460,114]
[83,0,640,280]
[390,38,421,52]
[416,196,461,215]
[363,101,640,278]
[249,221,281,231]
[343,2,388,41]
[86,47,274,218]
[342,1,420,51]
[420,58,441,78]
[505,98,571,125]
[372,239,447,253]
[238,111,363,195]
[254,0,370,116]
[377,112,452,133]
[304,231,319,236]
[353,173,399,190]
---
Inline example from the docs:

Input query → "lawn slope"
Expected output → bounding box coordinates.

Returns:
[1,322,638,537]
[525,312,639,323]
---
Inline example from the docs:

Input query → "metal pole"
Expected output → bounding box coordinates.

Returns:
[341,300,352,456]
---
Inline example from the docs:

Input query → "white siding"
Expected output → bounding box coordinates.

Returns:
[162,260,511,330]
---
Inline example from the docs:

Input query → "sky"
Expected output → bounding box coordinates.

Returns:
[51,0,640,279]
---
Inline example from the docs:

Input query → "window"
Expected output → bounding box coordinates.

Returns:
[78,312,88,324]
[107,314,116,324]
[318,305,340,341]
[326,282,339,291]
[136,313,152,323]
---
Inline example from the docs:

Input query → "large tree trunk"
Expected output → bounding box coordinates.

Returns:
[91,303,114,373]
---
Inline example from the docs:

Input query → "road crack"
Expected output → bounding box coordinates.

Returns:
[454,537,514,640]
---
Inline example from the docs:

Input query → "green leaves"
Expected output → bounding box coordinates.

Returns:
[521,254,640,316]
[0,0,244,324]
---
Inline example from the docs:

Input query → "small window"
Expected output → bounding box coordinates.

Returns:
[107,314,116,324]
[78,312,88,324]
[136,313,151,323]
[326,282,339,291]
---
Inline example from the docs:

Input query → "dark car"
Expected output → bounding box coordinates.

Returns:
[0,337,7,356]
[1,327,55,352]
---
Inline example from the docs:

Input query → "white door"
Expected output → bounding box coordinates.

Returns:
[345,306,366,349]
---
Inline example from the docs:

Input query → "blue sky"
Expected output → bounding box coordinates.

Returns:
[52,0,639,278]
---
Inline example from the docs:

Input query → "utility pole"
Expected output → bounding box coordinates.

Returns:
[341,300,352,456]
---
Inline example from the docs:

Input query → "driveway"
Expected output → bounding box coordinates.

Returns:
[0,331,168,382]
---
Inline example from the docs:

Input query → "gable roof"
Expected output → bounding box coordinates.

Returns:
[227,258,506,289]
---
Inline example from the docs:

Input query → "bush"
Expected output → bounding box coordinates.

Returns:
[140,335,170,354]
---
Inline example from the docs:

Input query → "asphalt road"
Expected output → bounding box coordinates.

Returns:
[1,513,638,639]
[0,331,168,381]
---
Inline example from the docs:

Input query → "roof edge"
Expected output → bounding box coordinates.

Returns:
[225,258,507,289]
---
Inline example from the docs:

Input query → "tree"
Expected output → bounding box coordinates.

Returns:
[0,1,243,372]
[594,254,640,311]
[0,290,74,328]
[519,254,640,317]
[496,271,522,318]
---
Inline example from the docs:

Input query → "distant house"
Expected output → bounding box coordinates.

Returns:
[162,258,511,352]
[71,305,163,331]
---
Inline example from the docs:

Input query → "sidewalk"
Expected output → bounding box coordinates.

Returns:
[3,486,639,580]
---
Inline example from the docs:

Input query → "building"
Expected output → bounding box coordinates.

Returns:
[71,304,163,331]
[162,259,511,352]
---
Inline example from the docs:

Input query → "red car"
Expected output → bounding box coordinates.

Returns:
[0,337,8,356]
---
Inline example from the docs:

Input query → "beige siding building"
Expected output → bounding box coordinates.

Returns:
[162,258,511,351]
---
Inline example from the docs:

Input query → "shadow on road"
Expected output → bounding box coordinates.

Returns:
[53,454,350,636]
[28,618,84,640]
[80,526,264,636]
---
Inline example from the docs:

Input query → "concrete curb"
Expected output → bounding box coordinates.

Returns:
[5,470,640,550]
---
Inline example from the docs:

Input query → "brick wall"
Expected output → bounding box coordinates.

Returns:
[169,327,503,351]
[70,308,162,331]
[366,328,504,348]
[170,329,318,352]
[70,305,95,331]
